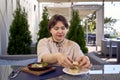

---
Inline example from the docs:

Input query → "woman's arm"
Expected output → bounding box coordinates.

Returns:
[42,53,73,68]
[37,38,51,62]
[41,53,58,63]
[72,42,92,69]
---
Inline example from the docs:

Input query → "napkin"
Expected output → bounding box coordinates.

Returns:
[89,70,103,74]
[104,65,120,74]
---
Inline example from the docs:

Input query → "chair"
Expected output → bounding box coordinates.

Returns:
[87,52,109,65]
[101,39,117,58]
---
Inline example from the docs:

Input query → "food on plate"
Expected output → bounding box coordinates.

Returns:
[69,61,80,73]
[28,62,51,71]
[31,63,42,68]
[73,61,78,66]
[31,62,48,68]
[32,63,42,68]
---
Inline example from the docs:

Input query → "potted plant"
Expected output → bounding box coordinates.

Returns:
[7,4,32,55]
[36,7,50,50]
[66,10,88,54]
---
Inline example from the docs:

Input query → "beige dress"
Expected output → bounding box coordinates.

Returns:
[37,37,84,62]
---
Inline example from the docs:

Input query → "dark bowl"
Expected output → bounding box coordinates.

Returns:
[28,62,51,71]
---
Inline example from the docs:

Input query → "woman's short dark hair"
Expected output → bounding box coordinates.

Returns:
[48,14,68,30]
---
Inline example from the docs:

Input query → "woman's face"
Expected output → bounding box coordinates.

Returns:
[50,21,68,42]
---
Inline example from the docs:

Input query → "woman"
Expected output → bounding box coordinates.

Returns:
[37,14,92,69]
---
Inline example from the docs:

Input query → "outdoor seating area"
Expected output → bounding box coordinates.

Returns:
[1,0,120,80]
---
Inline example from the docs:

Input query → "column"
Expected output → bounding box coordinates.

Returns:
[96,6,104,47]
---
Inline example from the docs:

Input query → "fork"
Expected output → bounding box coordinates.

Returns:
[8,67,22,79]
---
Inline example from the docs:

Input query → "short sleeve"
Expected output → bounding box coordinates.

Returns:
[37,38,50,62]
[73,43,84,60]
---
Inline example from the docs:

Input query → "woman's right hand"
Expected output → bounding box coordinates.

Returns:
[56,53,73,68]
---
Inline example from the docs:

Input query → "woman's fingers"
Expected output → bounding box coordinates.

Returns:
[67,57,73,63]
[77,56,92,69]
[83,63,92,69]
[57,54,73,68]
[59,59,73,68]
[77,56,87,66]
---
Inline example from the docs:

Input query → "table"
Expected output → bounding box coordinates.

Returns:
[1,65,120,80]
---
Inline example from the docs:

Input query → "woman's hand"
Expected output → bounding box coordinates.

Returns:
[77,56,92,69]
[56,53,73,68]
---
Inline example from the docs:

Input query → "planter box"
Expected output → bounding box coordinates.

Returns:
[0,54,37,60]
[0,55,37,65]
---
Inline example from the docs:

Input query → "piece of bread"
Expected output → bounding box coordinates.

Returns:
[73,61,78,66]
[69,68,80,73]
[69,61,80,73]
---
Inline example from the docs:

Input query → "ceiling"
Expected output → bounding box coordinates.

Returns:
[38,0,120,20]
[38,0,120,3]
[47,7,71,20]
[46,3,103,20]
[47,5,101,20]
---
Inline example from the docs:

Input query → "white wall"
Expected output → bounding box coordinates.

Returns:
[20,0,39,43]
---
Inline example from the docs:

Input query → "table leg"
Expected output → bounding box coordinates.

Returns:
[117,42,120,63]
[109,41,112,58]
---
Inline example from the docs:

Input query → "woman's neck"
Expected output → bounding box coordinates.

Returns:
[52,37,64,43]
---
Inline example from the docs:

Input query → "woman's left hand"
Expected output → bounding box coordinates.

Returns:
[77,56,92,69]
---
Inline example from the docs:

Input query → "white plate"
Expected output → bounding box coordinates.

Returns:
[63,68,89,76]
